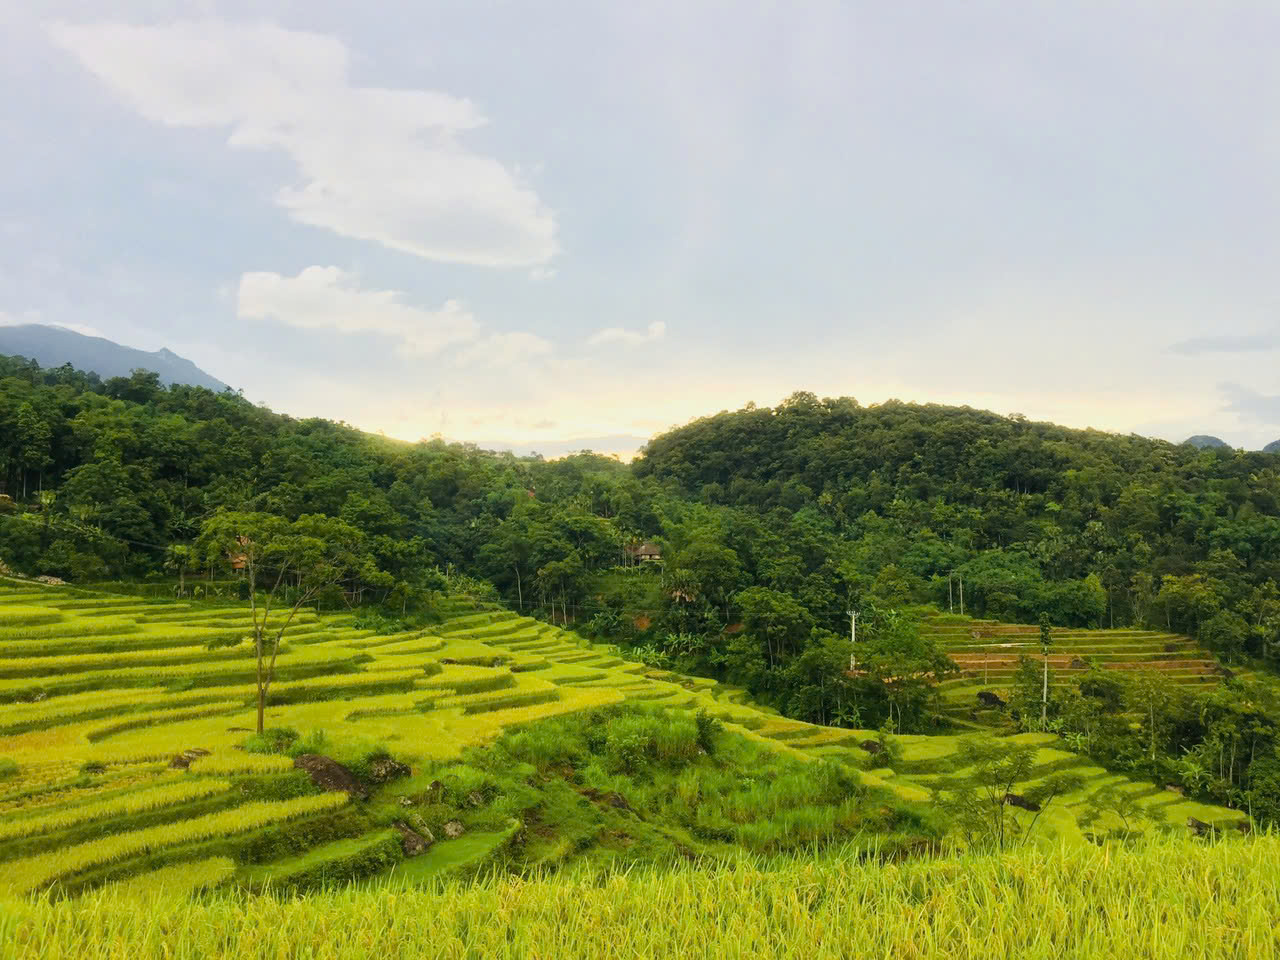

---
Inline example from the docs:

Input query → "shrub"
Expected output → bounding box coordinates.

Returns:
[694,709,723,756]
[0,756,17,780]
[244,727,300,755]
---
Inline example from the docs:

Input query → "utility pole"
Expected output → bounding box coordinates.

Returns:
[948,574,954,613]
[847,608,858,673]
[958,573,964,617]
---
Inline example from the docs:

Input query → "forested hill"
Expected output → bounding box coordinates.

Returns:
[2,357,1279,724]
[635,394,1273,506]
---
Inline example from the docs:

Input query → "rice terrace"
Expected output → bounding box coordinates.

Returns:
[5,3,1280,957]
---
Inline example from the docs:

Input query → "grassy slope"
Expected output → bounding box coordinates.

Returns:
[0,580,1249,898]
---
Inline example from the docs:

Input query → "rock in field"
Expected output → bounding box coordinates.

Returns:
[169,748,210,770]
[393,821,433,856]
[442,820,466,839]
[293,754,369,800]
[367,756,412,783]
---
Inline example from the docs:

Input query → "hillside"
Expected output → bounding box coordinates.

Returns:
[1183,434,1230,449]
[0,580,1247,901]
[0,324,230,392]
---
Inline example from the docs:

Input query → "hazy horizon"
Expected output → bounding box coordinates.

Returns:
[2,3,1277,452]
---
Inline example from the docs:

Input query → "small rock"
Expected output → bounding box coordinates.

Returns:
[466,790,485,808]
[1165,784,1184,795]
[392,821,433,856]
[443,820,466,839]
[1186,817,1213,836]
[398,796,415,807]
[168,748,210,770]
[293,754,369,800]
[439,658,458,665]
[409,814,434,841]
[367,756,411,783]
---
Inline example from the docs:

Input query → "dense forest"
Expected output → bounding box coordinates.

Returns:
[2,355,1280,768]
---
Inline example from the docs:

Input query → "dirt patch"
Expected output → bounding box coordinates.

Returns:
[581,787,640,817]
[293,754,369,800]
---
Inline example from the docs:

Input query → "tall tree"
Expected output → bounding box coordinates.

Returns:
[1038,612,1054,725]
[198,511,378,733]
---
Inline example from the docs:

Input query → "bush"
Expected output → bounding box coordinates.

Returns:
[0,756,18,780]
[694,709,723,756]
[243,727,300,754]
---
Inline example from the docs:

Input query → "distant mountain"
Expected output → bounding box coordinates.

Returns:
[0,324,229,392]
[1265,440,1280,454]
[1183,435,1230,450]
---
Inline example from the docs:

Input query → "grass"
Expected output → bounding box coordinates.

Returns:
[3,835,1277,959]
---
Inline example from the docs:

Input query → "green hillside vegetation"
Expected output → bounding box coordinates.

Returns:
[2,356,1280,954]
[2,357,1279,824]
[0,581,1255,902]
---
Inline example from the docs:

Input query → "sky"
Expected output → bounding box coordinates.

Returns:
[1,1,1278,456]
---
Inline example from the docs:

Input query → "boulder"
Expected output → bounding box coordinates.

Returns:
[367,756,411,783]
[168,748,210,770]
[442,820,466,839]
[398,796,416,807]
[409,813,434,839]
[1002,793,1041,812]
[293,754,369,800]
[466,790,485,808]
[392,821,433,856]
[1165,784,1184,796]
[1186,817,1213,836]
[976,691,1006,709]
[1069,658,1088,670]
[860,739,883,755]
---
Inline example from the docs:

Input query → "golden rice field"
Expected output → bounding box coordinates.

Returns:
[0,577,1251,907]
[4,835,1277,960]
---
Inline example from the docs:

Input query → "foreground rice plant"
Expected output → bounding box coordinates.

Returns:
[3,835,1277,960]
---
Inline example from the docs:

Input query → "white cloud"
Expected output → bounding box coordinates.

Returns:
[454,331,553,368]
[237,266,477,356]
[587,320,666,346]
[48,20,558,267]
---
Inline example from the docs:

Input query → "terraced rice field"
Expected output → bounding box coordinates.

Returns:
[0,580,1246,898]
[922,614,1225,715]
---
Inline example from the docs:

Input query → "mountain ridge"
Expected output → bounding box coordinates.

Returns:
[0,323,230,392]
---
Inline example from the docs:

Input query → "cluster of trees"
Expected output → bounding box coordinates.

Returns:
[3,357,1280,735]
[1002,660,1280,827]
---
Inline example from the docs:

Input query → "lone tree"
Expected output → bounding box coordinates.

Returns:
[1038,612,1053,725]
[164,543,196,598]
[198,511,377,734]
